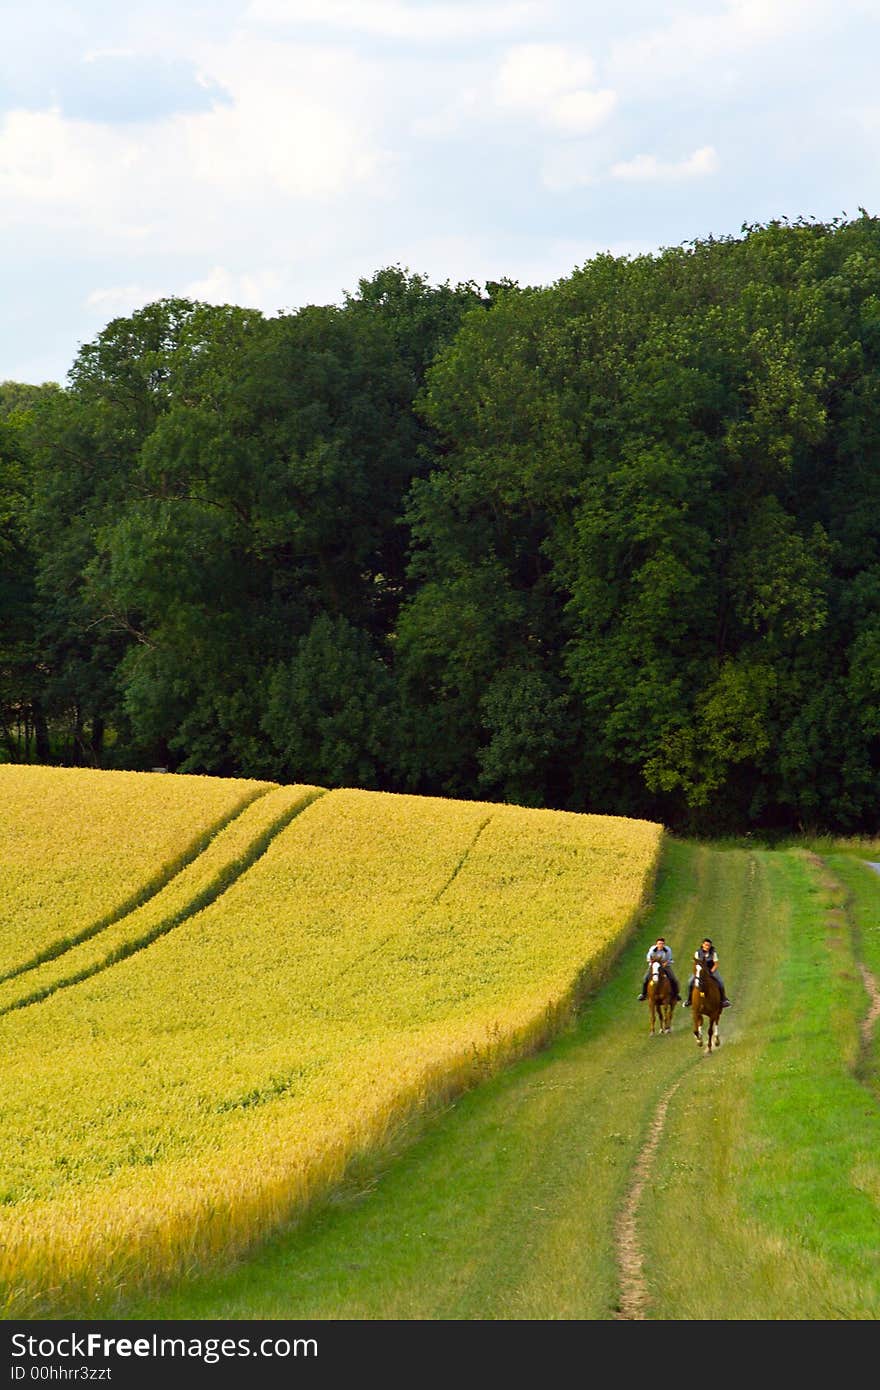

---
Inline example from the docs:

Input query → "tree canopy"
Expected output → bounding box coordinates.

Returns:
[3,224,880,833]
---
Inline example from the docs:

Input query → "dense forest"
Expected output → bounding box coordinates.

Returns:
[2,215,880,833]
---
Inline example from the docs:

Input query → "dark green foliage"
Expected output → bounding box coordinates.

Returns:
[0,383,61,761]
[262,614,395,788]
[405,216,880,831]
[4,223,880,831]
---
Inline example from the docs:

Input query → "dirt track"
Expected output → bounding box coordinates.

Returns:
[615,1075,685,1319]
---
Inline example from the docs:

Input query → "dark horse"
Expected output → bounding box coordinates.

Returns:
[647,958,675,1035]
[691,958,722,1052]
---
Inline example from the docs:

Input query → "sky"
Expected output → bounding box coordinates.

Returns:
[1,0,878,384]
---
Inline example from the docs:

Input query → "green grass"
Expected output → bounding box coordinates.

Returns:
[824,851,880,1086]
[642,848,880,1319]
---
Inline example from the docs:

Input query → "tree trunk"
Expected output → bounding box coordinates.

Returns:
[0,714,19,761]
[33,702,51,762]
[90,716,105,765]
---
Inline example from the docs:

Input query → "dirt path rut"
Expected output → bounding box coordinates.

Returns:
[615,1074,686,1319]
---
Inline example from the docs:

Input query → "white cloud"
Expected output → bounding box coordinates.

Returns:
[608,0,835,91]
[85,284,169,317]
[181,39,397,201]
[493,42,617,137]
[494,42,597,110]
[246,0,541,41]
[544,141,719,193]
[412,84,482,138]
[85,269,287,318]
[0,39,395,246]
[183,266,284,309]
[412,40,616,143]
[549,87,616,134]
[183,94,380,201]
[0,108,140,213]
[610,145,719,181]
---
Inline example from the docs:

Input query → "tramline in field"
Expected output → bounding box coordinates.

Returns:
[0,765,272,981]
[0,768,662,1316]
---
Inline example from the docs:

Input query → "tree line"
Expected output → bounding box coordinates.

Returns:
[2,215,880,834]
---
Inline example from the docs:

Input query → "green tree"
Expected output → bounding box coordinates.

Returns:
[406,217,880,830]
[262,613,395,787]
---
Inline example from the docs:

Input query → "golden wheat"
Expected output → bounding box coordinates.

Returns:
[0,780,661,1315]
[0,783,324,1015]
[0,765,272,980]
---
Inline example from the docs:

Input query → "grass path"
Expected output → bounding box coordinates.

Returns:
[614,1073,687,1319]
[642,848,880,1319]
[124,839,749,1320]
[121,836,880,1322]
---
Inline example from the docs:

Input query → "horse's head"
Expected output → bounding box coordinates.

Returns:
[694,960,719,998]
[649,958,670,997]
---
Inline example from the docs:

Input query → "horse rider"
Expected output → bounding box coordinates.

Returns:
[637,936,681,1003]
[684,937,732,1008]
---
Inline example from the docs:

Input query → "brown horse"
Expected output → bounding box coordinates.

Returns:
[691,958,722,1052]
[647,958,675,1035]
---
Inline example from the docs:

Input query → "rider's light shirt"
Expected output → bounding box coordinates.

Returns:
[647,944,672,965]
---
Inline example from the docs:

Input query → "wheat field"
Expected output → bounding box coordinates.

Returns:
[0,770,661,1315]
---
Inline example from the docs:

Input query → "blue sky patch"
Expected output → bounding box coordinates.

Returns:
[39,53,231,124]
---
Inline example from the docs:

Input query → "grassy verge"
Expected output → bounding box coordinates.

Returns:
[823,851,880,1087]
